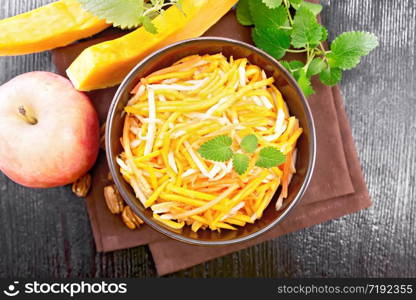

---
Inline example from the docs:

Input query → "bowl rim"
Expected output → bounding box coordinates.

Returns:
[106,37,316,246]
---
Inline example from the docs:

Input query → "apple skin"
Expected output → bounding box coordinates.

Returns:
[0,71,100,188]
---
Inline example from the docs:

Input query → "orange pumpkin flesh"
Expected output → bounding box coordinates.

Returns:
[66,0,238,91]
[0,0,110,56]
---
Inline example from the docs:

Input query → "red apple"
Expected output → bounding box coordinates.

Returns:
[0,72,100,188]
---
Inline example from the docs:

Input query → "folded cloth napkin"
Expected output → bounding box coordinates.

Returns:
[148,84,371,275]
[52,1,371,275]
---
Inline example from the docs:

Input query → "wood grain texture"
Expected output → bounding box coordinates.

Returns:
[0,0,415,278]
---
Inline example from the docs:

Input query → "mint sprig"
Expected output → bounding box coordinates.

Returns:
[78,0,183,32]
[236,0,379,97]
[198,134,286,175]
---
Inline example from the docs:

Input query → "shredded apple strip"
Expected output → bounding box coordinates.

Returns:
[118,53,303,232]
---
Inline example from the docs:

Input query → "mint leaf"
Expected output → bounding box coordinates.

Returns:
[320,26,328,42]
[288,60,305,70]
[233,153,249,175]
[306,57,326,77]
[240,134,258,153]
[262,0,282,9]
[252,27,291,60]
[300,1,323,16]
[283,60,305,81]
[140,15,158,34]
[78,0,144,29]
[198,135,233,162]
[297,69,315,97]
[327,31,379,70]
[289,0,303,9]
[236,0,253,26]
[249,0,287,28]
[319,66,342,86]
[282,60,307,86]
[281,60,305,74]
[291,6,322,48]
[309,25,327,47]
[280,60,291,72]
[256,147,286,168]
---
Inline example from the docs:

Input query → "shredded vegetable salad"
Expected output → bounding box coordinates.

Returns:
[117,53,303,232]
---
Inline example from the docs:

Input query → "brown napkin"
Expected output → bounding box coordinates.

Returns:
[148,84,371,275]
[52,2,371,275]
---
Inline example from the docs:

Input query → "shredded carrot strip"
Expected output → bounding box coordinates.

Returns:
[281,150,293,198]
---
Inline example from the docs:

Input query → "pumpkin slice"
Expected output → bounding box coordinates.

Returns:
[66,0,238,91]
[0,0,110,56]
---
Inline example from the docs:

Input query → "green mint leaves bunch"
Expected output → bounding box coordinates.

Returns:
[236,0,379,96]
[78,0,183,33]
[198,134,286,175]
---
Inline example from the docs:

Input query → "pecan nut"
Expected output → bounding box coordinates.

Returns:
[107,171,113,182]
[103,185,124,214]
[72,173,92,197]
[122,206,144,230]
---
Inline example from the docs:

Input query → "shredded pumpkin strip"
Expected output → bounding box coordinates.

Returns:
[118,53,302,231]
[158,193,226,211]
[153,213,185,229]
[145,180,170,208]
[173,184,239,219]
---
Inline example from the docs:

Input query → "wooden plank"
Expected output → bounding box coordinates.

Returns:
[0,0,415,277]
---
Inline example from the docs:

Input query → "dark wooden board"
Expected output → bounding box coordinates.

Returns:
[0,0,415,277]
